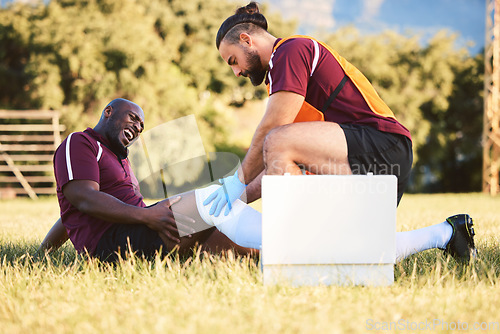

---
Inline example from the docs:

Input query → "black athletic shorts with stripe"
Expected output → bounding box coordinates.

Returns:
[339,123,413,206]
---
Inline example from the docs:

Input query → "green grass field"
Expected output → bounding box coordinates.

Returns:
[1,194,500,333]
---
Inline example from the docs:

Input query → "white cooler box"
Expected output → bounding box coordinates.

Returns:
[261,174,397,286]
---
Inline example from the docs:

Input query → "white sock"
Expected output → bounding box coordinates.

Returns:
[195,185,262,249]
[395,221,453,262]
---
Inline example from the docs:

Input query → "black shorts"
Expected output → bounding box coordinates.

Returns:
[94,223,168,262]
[339,123,413,206]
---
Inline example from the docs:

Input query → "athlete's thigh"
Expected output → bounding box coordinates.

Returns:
[268,121,351,174]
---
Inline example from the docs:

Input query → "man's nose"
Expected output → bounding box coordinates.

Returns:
[133,122,142,133]
[231,66,241,77]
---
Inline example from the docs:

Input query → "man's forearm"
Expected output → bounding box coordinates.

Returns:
[71,188,149,224]
[240,125,270,184]
[240,91,305,184]
[63,179,152,225]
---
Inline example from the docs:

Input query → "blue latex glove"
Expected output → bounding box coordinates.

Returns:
[203,170,247,217]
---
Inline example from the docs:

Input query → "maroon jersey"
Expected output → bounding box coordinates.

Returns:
[265,36,411,140]
[54,128,146,254]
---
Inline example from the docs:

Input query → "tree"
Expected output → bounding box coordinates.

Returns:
[414,52,483,192]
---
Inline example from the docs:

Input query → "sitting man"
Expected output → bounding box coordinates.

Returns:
[42,98,476,263]
[45,98,255,261]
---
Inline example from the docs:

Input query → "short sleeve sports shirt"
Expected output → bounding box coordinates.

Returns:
[265,36,411,140]
[53,128,146,254]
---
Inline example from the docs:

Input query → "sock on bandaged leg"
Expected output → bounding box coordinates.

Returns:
[195,185,262,249]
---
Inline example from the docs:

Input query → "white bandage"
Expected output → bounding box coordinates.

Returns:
[195,185,262,249]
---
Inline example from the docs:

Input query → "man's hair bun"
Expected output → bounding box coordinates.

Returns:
[235,2,260,15]
[216,2,268,49]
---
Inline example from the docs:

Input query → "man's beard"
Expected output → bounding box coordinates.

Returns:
[243,49,267,86]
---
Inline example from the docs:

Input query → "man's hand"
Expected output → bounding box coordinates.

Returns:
[38,217,69,254]
[203,170,247,217]
[144,196,197,244]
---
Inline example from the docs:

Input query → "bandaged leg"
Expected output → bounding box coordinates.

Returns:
[195,185,262,249]
[395,221,453,262]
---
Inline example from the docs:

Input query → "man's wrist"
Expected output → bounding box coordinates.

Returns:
[135,206,151,226]
[235,170,246,186]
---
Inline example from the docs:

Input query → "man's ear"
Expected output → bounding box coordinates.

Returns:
[239,33,252,46]
[103,106,113,118]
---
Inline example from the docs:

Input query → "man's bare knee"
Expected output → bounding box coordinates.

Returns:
[263,125,292,160]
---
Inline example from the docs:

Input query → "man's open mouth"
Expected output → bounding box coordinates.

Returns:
[124,128,135,142]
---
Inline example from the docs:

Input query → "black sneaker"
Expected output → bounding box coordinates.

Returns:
[444,214,476,263]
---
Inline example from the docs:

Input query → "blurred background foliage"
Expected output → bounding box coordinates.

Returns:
[0,0,483,193]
